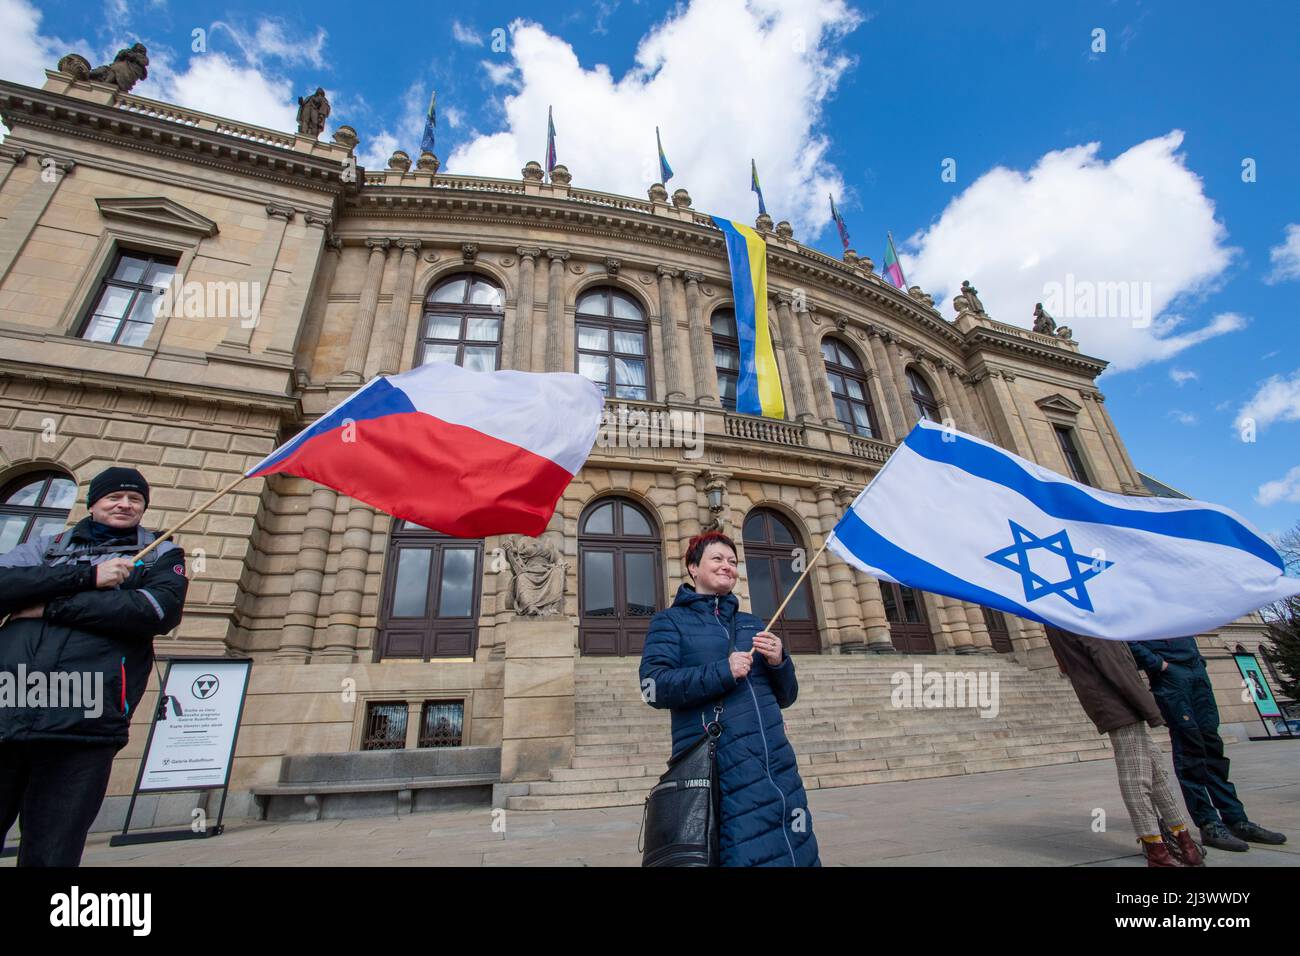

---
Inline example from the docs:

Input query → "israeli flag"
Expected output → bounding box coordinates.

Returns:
[827,420,1300,641]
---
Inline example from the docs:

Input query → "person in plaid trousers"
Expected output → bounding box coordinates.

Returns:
[1045,627,1204,867]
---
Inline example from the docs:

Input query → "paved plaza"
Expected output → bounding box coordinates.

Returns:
[8,739,1295,868]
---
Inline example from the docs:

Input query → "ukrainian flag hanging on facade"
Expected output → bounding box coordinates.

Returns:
[711,216,785,419]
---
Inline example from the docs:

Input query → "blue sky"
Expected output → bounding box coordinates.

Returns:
[5,0,1299,538]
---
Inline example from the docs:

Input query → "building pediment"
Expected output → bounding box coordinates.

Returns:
[1035,393,1084,415]
[95,196,219,237]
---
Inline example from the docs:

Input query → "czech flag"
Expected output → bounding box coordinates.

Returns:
[711,216,785,419]
[246,364,603,538]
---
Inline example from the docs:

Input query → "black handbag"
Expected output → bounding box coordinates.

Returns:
[638,617,734,867]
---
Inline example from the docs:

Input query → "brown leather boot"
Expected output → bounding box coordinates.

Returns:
[1141,839,1185,867]
[1168,829,1205,867]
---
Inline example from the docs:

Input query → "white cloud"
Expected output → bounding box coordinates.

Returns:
[0,0,86,88]
[444,106,465,129]
[1235,369,1300,433]
[452,20,484,46]
[447,0,862,237]
[354,81,429,168]
[1256,465,1300,507]
[1265,223,1300,284]
[904,131,1241,372]
[207,19,328,69]
[140,52,299,132]
[1169,368,1198,386]
[1167,409,1198,425]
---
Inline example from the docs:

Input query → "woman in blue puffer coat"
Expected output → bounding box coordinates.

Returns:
[639,530,820,867]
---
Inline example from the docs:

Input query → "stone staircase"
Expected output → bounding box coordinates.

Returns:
[504,654,1112,811]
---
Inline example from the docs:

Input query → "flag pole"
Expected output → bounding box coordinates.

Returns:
[130,472,249,564]
[764,536,832,630]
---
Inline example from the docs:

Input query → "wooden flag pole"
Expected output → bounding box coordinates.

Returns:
[130,473,249,564]
[764,536,832,630]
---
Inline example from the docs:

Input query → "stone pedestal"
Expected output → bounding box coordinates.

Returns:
[499,617,577,782]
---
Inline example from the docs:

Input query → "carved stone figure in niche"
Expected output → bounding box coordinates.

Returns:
[87,43,149,92]
[959,280,986,315]
[296,88,331,138]
[504,536,566,616]
[1032,302,1056,335]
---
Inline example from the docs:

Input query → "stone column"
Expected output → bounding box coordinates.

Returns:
[320,499,375,661]
[800,305,838,426]
[341,239,390,381]
[981,369,1033,454]
[775,294,814,422]
[512,246,540,372]
[373,238,422,375]
[293,235,342,385]
[1091,390,1143,491]
[684,271,719,406]
[916,354,956,427]
[940,363,977,432]
[866,326,910,437]
[0,153,73,284]
[814,486,865,651]
[220,203,295,351]
[963,602,995,653]
[656,267,687,402]
[276,486,338,662]
[268,213,332,357]
[674,468,702,565]
[940,595,976,654]
[498,618,577,783]
[853,569,896,653]
[544,249,569,372]
[884,333,918,429]
[0,145,28,192]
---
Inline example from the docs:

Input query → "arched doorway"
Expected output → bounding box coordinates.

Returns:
[880,582,936,653]
[741,509,821,654]
[578,497,663,656]
[375,520,483,660]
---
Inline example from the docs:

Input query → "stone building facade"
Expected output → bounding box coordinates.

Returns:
[0,68,1274,826]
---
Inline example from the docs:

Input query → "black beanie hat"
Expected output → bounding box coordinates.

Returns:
[87,466,150,508]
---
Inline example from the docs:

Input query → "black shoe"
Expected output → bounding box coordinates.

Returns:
[1227,820,1287,845]
[1200,821,1249,852]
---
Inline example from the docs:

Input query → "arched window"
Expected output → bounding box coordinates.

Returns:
[711,307,740,411]
[907,367,941,423]
[742,509,821,654]
[0,470,76,553]
[578,497,662,655]
[376,520,482,660]
[820,337,880,438]
[575,287,650,400]
[419,273,504,371]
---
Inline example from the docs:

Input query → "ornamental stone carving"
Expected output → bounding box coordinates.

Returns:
[331,125,359,151]
[57,54,91,80]
[522,161,545,182]
[416,151,440,173]
[549,164,572,186]
[671,188,692,208]
[755,212,774,233]
[775,220,794,239]
[648,183,669,202]
[504,536,566,617]
[604,257,622,275]
[1032,302,1056,334]
[387,150,411,172]
[461,243,478,263]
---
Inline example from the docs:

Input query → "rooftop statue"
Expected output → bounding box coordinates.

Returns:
[296,87,331,138]
[87,43,149,92]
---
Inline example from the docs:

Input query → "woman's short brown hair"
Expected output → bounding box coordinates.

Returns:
[685,530,737,569]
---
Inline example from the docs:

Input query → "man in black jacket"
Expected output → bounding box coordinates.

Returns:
[0,467,188,866]
[1130,636,1287,852]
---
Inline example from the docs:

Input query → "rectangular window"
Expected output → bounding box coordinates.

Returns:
[418,700,464,748]
[1054,425,1091,486]
[361,701,408,750]
[79,250,179,347]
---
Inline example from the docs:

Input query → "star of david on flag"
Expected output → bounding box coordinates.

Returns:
[826,420,1300,642]
[985,521,1113,612]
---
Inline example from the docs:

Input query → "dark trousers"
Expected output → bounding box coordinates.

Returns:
[1150,665,1247,828]
[0,740,117,866]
